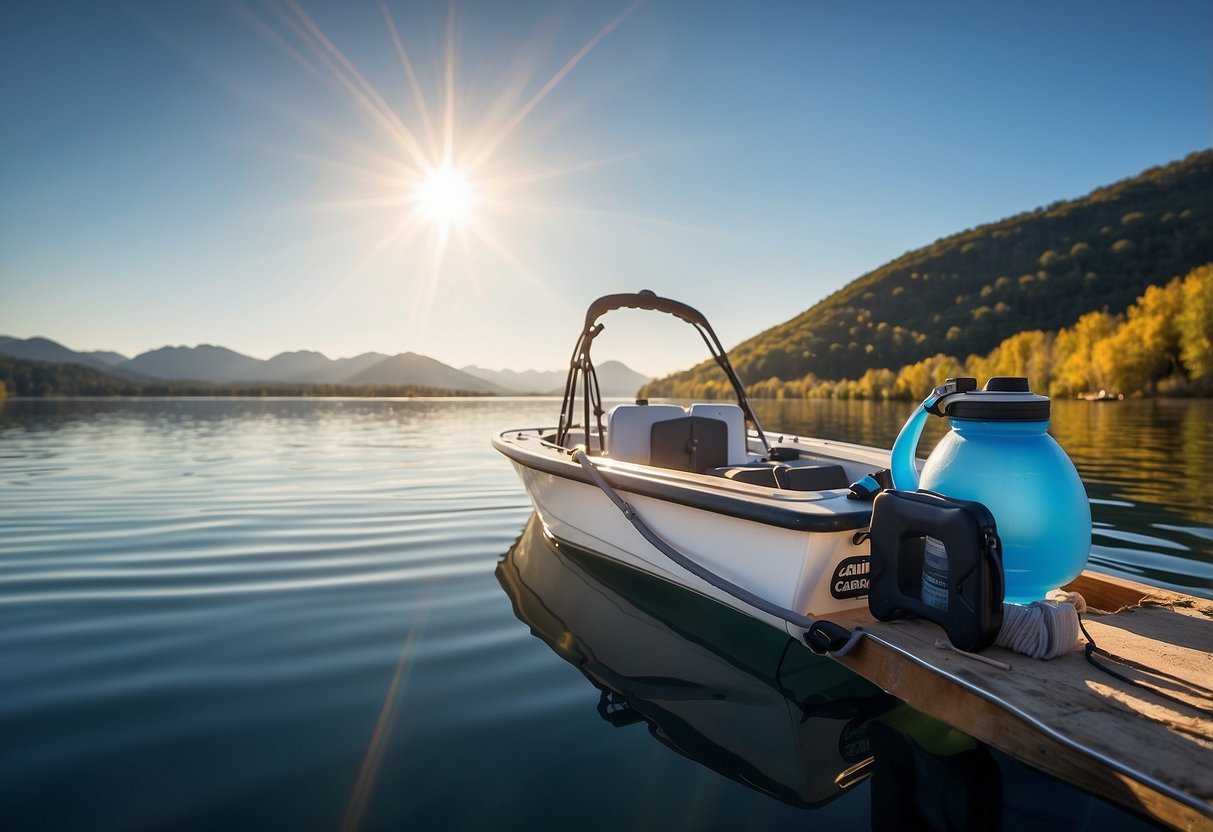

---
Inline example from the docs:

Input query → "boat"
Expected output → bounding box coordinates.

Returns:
[493,290,884,634]
[1077,389,1125,402]
[493,290,1212,830]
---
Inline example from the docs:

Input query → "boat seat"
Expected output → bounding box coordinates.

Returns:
[606,403,686,464]
[784,463,850,490]
[709,462,850,491]
[649,416,730,472]
[688,403,749,465]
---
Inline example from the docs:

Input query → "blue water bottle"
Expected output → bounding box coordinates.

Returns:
[889,377,1091,602]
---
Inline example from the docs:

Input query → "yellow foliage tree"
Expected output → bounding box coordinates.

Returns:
[1098,279,1184,394]
[970,330,1056,390]
[1177,264,1213,381]
[1051,311,1118,396]
[894,354,965,399]
[857,367,897,399]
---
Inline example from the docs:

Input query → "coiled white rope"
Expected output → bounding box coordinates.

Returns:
[995,591,1087,660]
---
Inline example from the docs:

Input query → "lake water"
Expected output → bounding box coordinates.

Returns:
[1,397,1208,831]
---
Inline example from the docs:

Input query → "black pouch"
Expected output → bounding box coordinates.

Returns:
[867,490,1004,652]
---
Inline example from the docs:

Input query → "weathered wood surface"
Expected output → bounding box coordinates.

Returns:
[828,571,1213,832]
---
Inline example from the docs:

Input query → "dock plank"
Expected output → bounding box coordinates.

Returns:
[827,572,1213,831]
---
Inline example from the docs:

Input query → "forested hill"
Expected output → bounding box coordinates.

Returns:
[0,355,480,399]
[646,150,1212,394]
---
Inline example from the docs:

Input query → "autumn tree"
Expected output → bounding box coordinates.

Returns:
[1051,311,1118,395]
[1096,279,1184,394]
[894,354,965,399]
[968,330,1056,390]
[1177,264,1213,382]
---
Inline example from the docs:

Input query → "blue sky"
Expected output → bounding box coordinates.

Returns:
[1,0,1209,376]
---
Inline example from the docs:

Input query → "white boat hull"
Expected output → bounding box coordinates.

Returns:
[502,437,878,635]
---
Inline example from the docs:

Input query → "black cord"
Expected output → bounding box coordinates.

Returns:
[572,450,859,658]
[1078,616,1213,715]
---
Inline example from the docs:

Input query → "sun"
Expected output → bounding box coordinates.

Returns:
[415,164,477,225]
[249,0,643,327]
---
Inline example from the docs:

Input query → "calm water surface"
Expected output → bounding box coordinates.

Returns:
[1,397,1208,831]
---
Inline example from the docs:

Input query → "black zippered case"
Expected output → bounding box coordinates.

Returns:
[867,489,1005,652]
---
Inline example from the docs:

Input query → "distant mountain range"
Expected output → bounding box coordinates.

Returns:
[0,336,134,374]
[461,361,650,396]
[0,336,651,397]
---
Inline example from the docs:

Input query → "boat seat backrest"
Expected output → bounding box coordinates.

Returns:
[649,416,730,472]
[606,404,686,464]
[689,403,748,464]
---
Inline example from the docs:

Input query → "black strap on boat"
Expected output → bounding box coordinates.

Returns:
[847,468,893,501]
[1078,617,1213,715]
[572,450,859,655]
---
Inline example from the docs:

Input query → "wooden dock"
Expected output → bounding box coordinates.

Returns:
[828,572,1213,831]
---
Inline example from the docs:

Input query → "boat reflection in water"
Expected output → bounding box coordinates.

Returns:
[497,515,887,809]
[497,516,1162,831]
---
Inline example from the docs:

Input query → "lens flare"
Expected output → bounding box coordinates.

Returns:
[244,0,646,339]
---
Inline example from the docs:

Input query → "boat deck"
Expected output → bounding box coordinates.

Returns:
[827,572,1213,831]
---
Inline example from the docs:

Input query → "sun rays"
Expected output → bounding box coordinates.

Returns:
[244,0,645,334]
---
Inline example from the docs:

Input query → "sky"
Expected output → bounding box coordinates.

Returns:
[1,0,1210,377]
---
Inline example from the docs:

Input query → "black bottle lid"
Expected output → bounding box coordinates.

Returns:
[943,376,1050,421]
[983,376,1031,393]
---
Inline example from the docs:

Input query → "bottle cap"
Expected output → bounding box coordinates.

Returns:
[943,377,1050,420]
